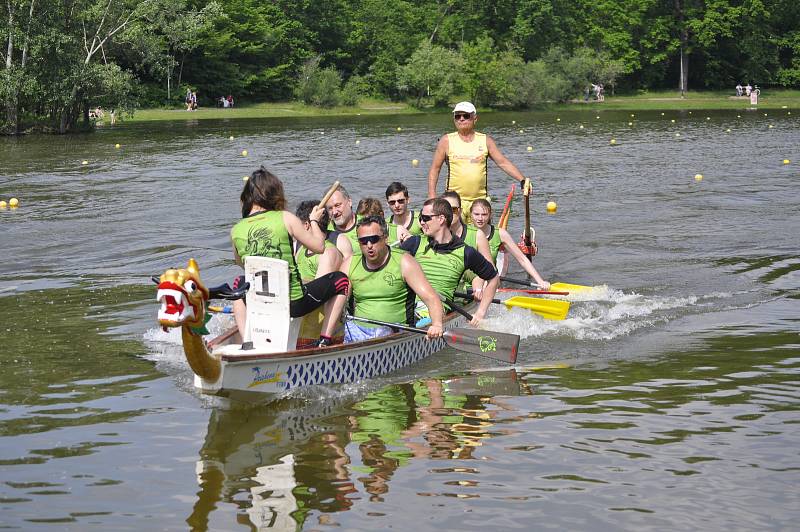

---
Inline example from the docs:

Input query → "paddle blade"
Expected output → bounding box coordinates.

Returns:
[504,296,570,320]
[550,282,593,293]
[443,328,519,364]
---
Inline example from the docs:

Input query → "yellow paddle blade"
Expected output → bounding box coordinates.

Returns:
[551,282,594,293]
[504,296,570,320]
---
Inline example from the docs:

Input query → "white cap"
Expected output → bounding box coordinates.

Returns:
[452,101,476,114]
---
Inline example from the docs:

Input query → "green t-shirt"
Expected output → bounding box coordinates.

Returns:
[295,240,336,282]
[330,216,361,256]
[348,248,414,326]
[231,210,303,301]
[414,241,467,302]
[486,224,502,263]
[386,210,423,240]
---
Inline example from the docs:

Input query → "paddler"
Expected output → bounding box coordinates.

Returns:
[469,198,550,289]
[340,215,444,342]
[385,181,423,242]
[325,184,360,254]
[294,200,344,280]
[427,101,531,222]
[399,198,499,325]
[231,167,350,346]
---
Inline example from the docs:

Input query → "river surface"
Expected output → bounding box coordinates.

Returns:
[1,108,798,530]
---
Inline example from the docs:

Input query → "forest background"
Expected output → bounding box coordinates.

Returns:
[2,0,798,134]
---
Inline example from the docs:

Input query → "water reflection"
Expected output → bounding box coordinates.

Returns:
[188,370,525,529]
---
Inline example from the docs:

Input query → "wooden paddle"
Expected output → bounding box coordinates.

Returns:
[346,315,519,364]
[501,275,593,293]
[318,180,341,208]
[454,291,571,321]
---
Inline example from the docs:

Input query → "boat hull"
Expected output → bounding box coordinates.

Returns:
[197,311,470,397]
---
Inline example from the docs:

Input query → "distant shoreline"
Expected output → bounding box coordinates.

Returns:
[123,90,799,123]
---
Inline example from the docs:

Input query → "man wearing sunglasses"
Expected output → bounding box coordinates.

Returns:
[385,181,423,242]
[427,101,531,222]
[340,216,444,343]
[399,199,499,326]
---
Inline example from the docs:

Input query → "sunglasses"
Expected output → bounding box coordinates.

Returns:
[387,198,407,206]
[450,206,460,213]
[357,234,382,246]
[454,113,473,120]
[418,213,438,223]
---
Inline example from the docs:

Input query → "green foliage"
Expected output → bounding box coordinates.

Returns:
[341,74,368,106]
[396,40,463,107]
[295,57,342,108]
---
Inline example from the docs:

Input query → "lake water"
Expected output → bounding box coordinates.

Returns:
[1,108,798,530]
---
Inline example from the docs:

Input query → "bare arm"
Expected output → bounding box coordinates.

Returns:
[336,233,353,261]
[469,230,494,300]
[499,227,549,289]
[401,254,444,338]
[284,209,325,254]
[471,275,499,327]
[486,135,526,183]
[427,135,449,198]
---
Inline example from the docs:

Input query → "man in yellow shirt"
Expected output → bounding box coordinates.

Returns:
[427,101,531,222]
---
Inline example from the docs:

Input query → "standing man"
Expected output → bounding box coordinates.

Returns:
[427,101,531,222]
[326,185,360,255]
[400,198,499,326]
[341,216,444,343]
[385,181,423,242]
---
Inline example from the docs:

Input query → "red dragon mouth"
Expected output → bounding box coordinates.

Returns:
[156,281,197,326]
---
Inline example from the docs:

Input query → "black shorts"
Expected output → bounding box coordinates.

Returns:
[289,271,349,318]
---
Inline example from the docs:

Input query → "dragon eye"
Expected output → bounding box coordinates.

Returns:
[184,280,197,292]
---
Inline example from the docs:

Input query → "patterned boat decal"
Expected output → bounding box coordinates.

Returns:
[283,335,446,390]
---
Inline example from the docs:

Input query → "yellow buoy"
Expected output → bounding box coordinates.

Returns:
[706,117,711,120]
[769,124,774,129]
[82,160,88,165]
[694,174,703,181]
[630,114,635,117]
[670,119,676,123]
[579,124,584,129]
[596,115,600,119]
[115,143,120,149]
[243,176,249,181]
[519,129,524,133]
[661,112,665,116]
[788,111,792,115]
[784,159,791,165]
[556,118,561,122]
[0,200,6,209]
[355,140,360,145]
[9,197,19,207]
[546,201,557,213]
[241,150,248,156]
[412,159,419,167]
[512,120,516,125]
[610,138,616,145]
[764,113,768,116]
[737,115,741,118]
[675,133,681,137]
[628,122,633,126]
[726,128,731,133]
[527,146,533,152]
[229,135,234,140]
[397,127,402,131]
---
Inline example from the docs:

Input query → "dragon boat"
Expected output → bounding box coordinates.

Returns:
[156,256,475,398]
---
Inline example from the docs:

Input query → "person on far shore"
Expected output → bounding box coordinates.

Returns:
[736,83,743,97]
[227,95,234,108]
[745,84,752,96]
[427,101,531,223]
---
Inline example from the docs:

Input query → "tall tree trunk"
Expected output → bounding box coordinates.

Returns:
[675,0,688,96]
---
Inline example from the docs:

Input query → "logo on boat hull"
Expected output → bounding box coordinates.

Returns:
[478,336,497,353]
[249,366,283,388]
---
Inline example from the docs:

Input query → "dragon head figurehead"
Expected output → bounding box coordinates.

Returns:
[157,258,209,332]
[155,258,221,382]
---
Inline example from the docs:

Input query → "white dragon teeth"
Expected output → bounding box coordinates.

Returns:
[156,288,195,321]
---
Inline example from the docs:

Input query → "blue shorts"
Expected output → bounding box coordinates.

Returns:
[344,321,393,343]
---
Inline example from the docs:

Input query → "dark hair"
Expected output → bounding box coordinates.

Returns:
[385,181,409,199]
[240,166,286,218]
[296,199,330,229]
[470,198,493,217]
[356,197,384,218]
[423,197,453,226]
[441,190,461,204]
[356,215,388,237]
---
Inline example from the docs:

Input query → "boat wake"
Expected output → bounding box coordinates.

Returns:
[482,287,733,341]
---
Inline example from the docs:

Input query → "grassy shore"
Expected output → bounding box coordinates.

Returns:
[127,90,799,122]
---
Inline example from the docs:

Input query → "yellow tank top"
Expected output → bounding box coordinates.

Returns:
[445,131,488,202]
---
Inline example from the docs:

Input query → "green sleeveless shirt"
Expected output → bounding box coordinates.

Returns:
[386,210,423,241]
[348,248,414,325]
[296,240,336,282]
[414,240,467,301]
[231,210,303,301]
[486,225,502,262]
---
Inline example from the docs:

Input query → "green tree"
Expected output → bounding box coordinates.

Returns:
[397,40,463,107]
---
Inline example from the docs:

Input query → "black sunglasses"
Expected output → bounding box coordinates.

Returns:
[387,198,406,206]
[454,113,473,120]
[357,234,382,246]
[418,213,438,223]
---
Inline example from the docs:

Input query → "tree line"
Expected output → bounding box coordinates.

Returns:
[2,0,798,133]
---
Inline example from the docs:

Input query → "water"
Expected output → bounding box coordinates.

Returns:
[1,108,798,530]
